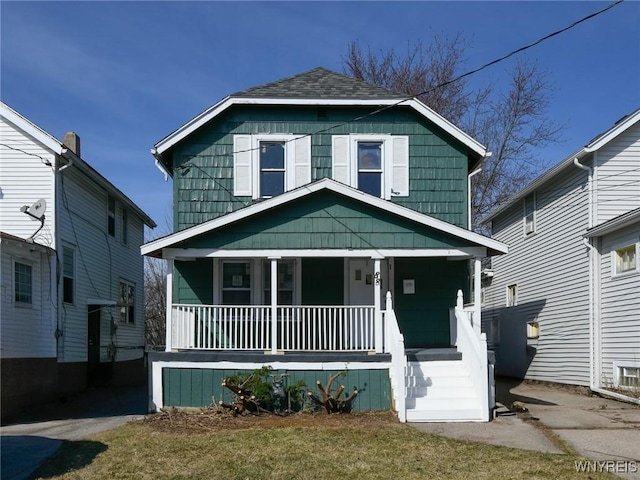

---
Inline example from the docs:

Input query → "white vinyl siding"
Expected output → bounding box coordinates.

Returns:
[233,134,311,198]
[331,134,409,199]
[483,167,591,385]
[56,164,146,363]
[599,224,640,389]
[595,122,640,224]
[0,240,56,358]
[0,118,56,247]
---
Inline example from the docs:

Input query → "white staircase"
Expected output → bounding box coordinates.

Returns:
[404,358,486,422]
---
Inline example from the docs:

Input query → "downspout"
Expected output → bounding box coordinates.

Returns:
[574,157,600,393]
[151,148,171,181]
[467,152,490,231]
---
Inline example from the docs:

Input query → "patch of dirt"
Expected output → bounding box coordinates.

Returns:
[142,407,399,434]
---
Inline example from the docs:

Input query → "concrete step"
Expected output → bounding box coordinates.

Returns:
[406,407,486,422]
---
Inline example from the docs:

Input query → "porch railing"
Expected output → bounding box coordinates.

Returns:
[383,292,407,423]
[452,290,489,421]
[170,304,377,352]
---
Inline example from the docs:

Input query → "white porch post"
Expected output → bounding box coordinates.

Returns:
[165,259,174,352]
[473,257,482,336]
[270,257,279,354]
[374,258,382,353]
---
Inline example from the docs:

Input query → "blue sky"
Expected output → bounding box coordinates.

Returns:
[2,1,639,238]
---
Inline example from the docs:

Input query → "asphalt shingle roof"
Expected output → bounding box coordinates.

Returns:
[230,67,407,100]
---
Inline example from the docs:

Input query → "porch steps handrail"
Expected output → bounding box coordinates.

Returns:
[383,292,407,423]
[453,290,489,421]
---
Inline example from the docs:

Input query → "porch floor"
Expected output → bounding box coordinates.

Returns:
[148,350,391,364]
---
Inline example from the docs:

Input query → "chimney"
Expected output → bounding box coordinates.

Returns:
[62,132,81,157]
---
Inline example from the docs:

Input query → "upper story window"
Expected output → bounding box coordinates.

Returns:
[107,196,116,237]
[523,193,536,236]
[357,142,383,197]
[14,261,32,305]
[233,134,311,199]
[613,243,638,276]
[332,134,409,199]
[260,141,286,197]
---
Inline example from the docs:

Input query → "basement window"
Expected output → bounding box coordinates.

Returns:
[613,243,637,275]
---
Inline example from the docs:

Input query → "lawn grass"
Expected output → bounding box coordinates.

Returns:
[33,416,617,480]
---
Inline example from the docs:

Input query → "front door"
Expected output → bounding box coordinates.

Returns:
[348,259,374,305]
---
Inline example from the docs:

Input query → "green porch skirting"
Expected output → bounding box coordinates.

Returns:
[162,367,391,412]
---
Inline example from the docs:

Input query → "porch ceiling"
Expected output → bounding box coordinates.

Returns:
[142,179,507,258]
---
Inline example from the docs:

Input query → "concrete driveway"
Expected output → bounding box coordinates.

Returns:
[411,378,640,480]
[0,385,147,480]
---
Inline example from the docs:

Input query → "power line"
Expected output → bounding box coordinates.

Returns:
[175,0,625,168]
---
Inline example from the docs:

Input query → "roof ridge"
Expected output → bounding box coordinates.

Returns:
[230,66,407,99]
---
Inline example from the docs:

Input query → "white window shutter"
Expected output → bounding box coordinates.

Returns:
[390,136,409,197]
[233,135,253,196]
[291,135,311,189]
[332,135,351,186]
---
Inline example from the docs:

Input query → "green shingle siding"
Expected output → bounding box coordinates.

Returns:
[180,191,476,251]
[174,258,213,304]
[162,367,391,411]
[172,105,470,230]
[394,258,467,347]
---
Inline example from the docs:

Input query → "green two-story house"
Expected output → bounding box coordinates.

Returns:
[142,67,507,422]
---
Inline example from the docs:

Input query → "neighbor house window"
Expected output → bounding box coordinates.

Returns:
[613,244,637,275]
[524,193,536,235]
[108,196,116,236]
[121,209,128,245]
[63,246,75,304]
[259,141,286,197]
[14,261,32,305]
[263,260,295,305]
[222,261,252,305]
[233,134,311,198]
[507,284,517,307]
[119,281,135,324]
[618,366,640,388]
[332,134,409,199]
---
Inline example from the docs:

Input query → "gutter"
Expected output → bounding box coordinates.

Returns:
[574,157,604,396]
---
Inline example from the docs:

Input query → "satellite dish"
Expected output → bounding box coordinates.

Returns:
[20,199,47,221]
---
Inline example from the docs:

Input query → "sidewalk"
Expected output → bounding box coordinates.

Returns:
[410,378,640,480]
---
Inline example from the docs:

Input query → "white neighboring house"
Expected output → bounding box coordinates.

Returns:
[481,107,640,401]
[0,102,156,421]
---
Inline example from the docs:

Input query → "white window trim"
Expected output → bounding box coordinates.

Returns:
[611,241,639,277]
[220,259,254,305]
[523,192,536,237]
[233,134,311,199]
[612,359,640,389]
[506,283,518,307]
[62,244,76,306]
[332,134,409,199]
[13,259,33,307]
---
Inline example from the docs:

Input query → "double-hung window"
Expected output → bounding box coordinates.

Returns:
[14,261,32,305]
[119,281,135,324]
[259,141,286,197]
[107,196,116,237]
[613,243,638,275]
[63,245,75,304]
[332,134,409,199]
[523,193,536,235]
[233,134,311,198]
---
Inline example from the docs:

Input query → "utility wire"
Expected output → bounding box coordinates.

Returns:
[175,0,625,168]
